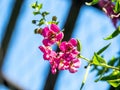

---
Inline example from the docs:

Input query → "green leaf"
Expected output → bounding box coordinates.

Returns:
[108,56,116,66]
[114,0,120,13]
[31,1,43,10]
[108,79,120,87]
[101,70,120,80]
[37,18,45,26]
[33,11,40,15]
[31,2,36,9]
[104,26,120,40]
[42,11,49,17]
[97,43,111,55]
[85,0,99,5]
[93,53,106,66]
[77,39,82,52]
[37,3,43,10]
[101,70,120,87]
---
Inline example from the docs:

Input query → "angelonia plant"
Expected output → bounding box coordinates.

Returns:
[32,0,120,89]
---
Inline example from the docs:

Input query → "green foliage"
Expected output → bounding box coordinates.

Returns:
[38,18,45,26]
[41,11,49,17]
[77,39,82,53]
[92,53,106,66]
[104,26,120,40]
[101,70,120,87]
[97,43,111,55]
[33,11,40,15]
[32,20,37,24]
[91,55,120,87]
[85,0,99,5]
[32,2,58,26]
[114,0,120,13]
[31,1,42,11]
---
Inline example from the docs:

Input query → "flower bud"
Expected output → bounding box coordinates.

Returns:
[34,28,42,34]
[52,16,57,21]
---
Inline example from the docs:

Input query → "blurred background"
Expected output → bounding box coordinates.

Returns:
[0,0,120,90]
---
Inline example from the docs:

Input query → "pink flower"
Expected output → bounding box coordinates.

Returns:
[57,38,80,73]
[57,52,80,73]
[99,0,120,27]
[41,24,64,46]
[57,52,70,70]
[59,38,79,58]
[39,45,57,60]
[39,45,59,74]
[69,58,80,73]
[39,37,81,74]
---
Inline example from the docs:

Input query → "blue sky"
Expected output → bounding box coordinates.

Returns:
[0,0,120,90]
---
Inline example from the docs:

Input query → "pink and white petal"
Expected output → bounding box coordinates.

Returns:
[41,27,50,37]
[43,54,50,60]
[73,59,80,68]
[69,38,77,46]
[56,32,64,41]
[69,66,77,73]
[50,24,60,32]
[58,62,65,70]
[51,68,57,74]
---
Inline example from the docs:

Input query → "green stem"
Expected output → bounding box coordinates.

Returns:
[80,63,91,90]
[79,55,120,71]
[102,64,120,71]
[79,55,90,63]
[95,68,107,82]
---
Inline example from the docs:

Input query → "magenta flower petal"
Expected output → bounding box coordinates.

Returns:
[39,46,46,53]
[41,27,50,37]
[56,32,64,41]
[42,39,51,46]
[59,41,67,52]
[72,49,80,55]
[50,24,60,32]
[69,38,77,46]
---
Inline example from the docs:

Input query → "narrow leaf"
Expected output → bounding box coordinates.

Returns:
[104,26,120,40]
[95,68,107,82]
[33,11,40,15]
[101,70,120,87]
[77,39,82,52]
[85,0,99,5]
[97,43,111,55]
[101,70,120,81]
[114,0,120,13]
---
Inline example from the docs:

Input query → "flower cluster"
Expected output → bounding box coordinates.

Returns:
[98,0,120,27]
[39,24,80,74]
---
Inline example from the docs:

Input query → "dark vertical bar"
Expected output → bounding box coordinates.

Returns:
[0,0,24,89]
[0,0,23,69]
[43,0,84,90]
